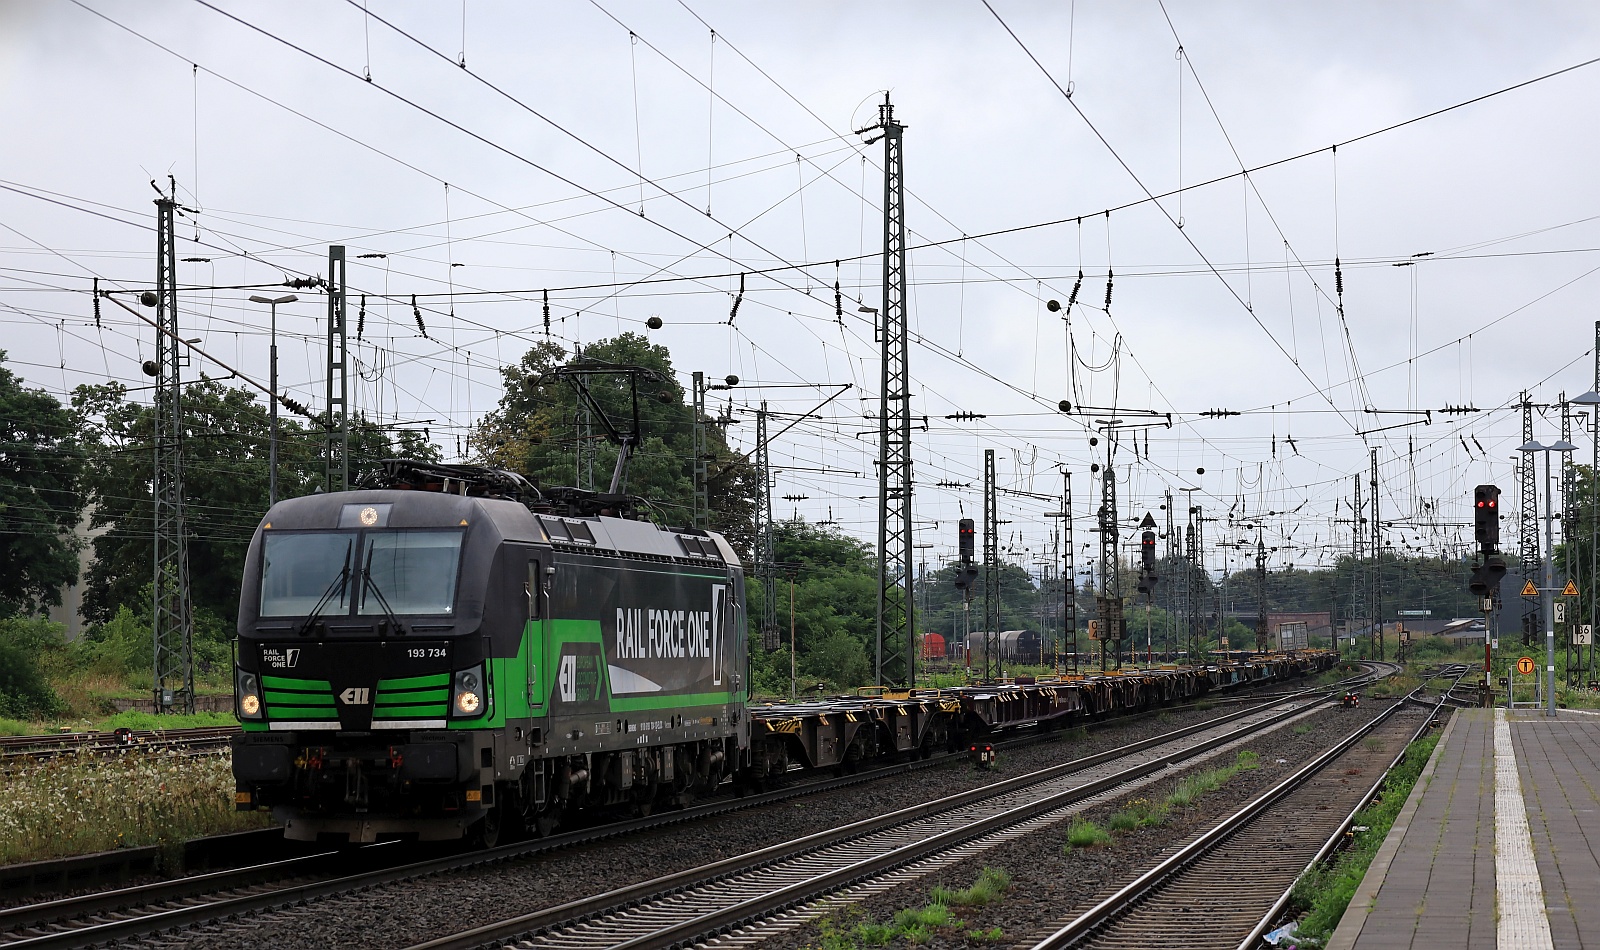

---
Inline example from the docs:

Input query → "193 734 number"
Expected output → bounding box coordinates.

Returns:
[407,647,446,659]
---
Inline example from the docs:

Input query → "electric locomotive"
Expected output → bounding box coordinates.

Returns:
[231,460,748,844]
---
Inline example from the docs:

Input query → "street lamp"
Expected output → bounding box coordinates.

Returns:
[1519,436,1577,717]
[249,294,298,506]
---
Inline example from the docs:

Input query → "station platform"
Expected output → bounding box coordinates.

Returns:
[1330,705,1600,950]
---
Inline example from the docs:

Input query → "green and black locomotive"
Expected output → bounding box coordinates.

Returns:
[232,460,748,844]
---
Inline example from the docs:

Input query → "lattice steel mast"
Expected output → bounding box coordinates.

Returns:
[1521,393,1540,645]
[1349,477,1366,658]
[1063,471,1076,673]
[1371,448,1383,661]
[984,449,1000,680]
[325,246,348,492]
[859,94,913,686]
[755,403,777,650]
[692,372,709,530]
[151,195,195,714]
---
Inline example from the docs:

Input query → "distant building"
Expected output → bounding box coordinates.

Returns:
[45,506,103,641]
[1267,611,1333,645]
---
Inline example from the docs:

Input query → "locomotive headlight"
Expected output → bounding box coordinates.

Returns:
[237,671,264,720]
[452,665,486,717]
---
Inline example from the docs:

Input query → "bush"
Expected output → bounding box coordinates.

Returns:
[0,620,66,719]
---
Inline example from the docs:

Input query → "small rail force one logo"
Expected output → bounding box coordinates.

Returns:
[359,506,379,526]
[339,687,371,705]
[261,647,301,669]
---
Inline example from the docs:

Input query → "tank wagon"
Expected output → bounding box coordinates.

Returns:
[231,462,1339,845]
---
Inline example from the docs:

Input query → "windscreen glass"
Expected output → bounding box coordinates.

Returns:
[260,533,354,617]
[360,530,463,616]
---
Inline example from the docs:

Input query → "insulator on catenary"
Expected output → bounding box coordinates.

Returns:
[729,272,744,324]
[1067,270,1082,311]
[356,295,366,342]
[1104,270,1114,310]
[1334,257,1344,296]
[542,289,550,335]
[834,266,843,322]
[92,278,101,328]
[412,295,428,338]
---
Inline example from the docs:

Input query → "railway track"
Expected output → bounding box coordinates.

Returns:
[0,673,1370,950]
[0,663,1387,948]
[0,726,239,762]
[402,690,1340,950]
[1025,666,1462,950]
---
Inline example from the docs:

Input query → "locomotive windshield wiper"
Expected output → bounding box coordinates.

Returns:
[297,564,350,637]
[361,549,407,636]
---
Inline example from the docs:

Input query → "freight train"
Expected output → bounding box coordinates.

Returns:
[231,459,1338,846]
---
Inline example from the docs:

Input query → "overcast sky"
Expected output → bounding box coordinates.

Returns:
[4,1,1599,581]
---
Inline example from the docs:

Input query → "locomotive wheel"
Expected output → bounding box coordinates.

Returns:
[467,802,503,849]
[534,804,562,838]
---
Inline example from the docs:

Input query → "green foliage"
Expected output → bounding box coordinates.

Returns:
[0,620,66,718]
[1064,817,1111,850]
[73,376,436,629]
[473,333,757,555]
[94,710,237,731]
[1292,733,1440,942]
[811,868,1009,948]
[1166,750,1261,810]
[1110,796,1168,831]
[748,518,887,693]
[0,351,84,616]
[0,746,271,864]
[930,867,1011,907]
[917,560,1043,644]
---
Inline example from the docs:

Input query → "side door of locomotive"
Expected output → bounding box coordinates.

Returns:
[526,548,549,715]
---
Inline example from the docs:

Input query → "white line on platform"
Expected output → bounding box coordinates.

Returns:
[1495,708,1554,950]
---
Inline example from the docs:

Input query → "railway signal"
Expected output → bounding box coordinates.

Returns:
[1136,512,1158,596]
[953,518,980,591]
[1468,555,1507,597]
[1473,484,1500,554]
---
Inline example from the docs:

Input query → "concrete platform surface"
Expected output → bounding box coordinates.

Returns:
[1330,706,1600,950]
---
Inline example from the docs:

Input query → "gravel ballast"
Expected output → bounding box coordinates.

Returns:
[175,690,1348,949]
[754,698,1424,950]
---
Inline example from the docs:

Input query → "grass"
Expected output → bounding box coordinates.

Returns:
[1289,732,1440,943]
[1065,817,1112,850]
[930,867,1011,907]
[1166,750,1261,809]
[1108,796,1167,831]
[812,868,1011,947]
[1064,750,1262,855]
[0,746,272,866]
[1294,722,1315,735]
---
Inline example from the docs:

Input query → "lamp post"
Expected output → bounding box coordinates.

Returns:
[249,294,298,506]
[1519,435,1577,717]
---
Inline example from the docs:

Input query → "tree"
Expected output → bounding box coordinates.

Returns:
[473,333,757,557]
[747,518,886,692]
[74,376,437,627]
[0,352,84,617]
[916,560,1041,646]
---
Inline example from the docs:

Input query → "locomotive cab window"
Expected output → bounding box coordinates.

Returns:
[260,532,354,617]
[526,559,541,620]
[359,529,464,616]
